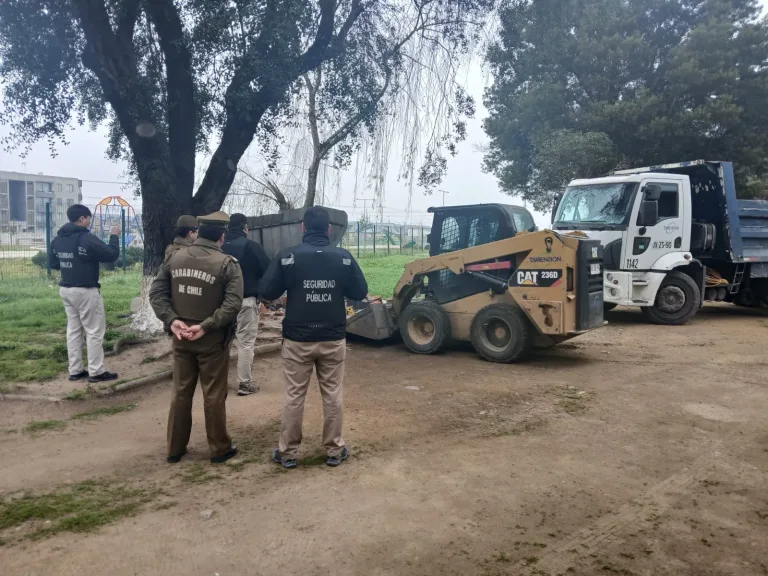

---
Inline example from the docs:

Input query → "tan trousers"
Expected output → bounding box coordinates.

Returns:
[235,297,260,384]
[168,331,233,459]
[279,338,347,458]
[59,287,107,377]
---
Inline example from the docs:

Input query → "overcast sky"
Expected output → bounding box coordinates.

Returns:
[0,58,518,228]
[2,1,766,231]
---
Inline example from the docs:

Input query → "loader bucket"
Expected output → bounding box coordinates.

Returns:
[346,301,398,340]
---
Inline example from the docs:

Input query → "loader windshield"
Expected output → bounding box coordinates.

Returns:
[554,182,637,229]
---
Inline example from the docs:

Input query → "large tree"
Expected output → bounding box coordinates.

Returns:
[0,1,491,259]
[0,0,491,329]
[483,0,768,212]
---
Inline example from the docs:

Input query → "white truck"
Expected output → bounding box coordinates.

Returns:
[551,160,768,324]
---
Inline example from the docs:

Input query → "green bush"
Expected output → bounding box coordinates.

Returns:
[31,251,47,269]
[124,247,144,268]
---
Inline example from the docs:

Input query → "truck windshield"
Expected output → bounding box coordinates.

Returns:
[554,183,637,227]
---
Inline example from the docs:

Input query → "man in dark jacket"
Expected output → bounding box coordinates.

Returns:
[222,213,271,396]
[49,204,120,383]
[259,206,368,468]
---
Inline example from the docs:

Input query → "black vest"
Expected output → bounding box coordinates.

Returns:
[222,231,261,298]
[52,225,101,289]
[281,233,353,342]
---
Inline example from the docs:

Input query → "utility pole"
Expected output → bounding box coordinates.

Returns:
[439,189,450,206]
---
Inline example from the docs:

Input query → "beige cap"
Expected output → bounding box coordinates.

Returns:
[176,215,198,228]
[198,211,230,229]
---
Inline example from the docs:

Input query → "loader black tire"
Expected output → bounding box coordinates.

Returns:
[398,300,451,355]
[641,270,701,325]
[470,304,531,363]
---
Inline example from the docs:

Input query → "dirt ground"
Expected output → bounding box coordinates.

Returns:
[1,304,767,576]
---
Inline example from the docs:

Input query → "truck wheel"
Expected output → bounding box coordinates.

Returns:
[734,290,761,308]
[398,300,451,355]
[641,270,701,325]
[470,304,531,363]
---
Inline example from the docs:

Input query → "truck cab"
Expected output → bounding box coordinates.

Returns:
[552,160,768,324]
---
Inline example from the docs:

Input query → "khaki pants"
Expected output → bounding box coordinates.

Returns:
[279,338,347,458]
[168,331,233,459]
[59,287,107,377]
[235,297,260,384]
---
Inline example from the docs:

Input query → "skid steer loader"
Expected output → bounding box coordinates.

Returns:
[346,204,605,362]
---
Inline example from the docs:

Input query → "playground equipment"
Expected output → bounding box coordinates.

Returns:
[90,196,143,247]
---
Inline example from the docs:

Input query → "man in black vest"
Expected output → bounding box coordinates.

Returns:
[222,213,271,396]
[49,204,120,383]
[259,206,368,468]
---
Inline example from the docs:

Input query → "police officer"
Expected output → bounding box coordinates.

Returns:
[222,213,271,396]
[149,211,243,464]
[164,215,198,258]
[259,206,368,468]
[49,204,121,384]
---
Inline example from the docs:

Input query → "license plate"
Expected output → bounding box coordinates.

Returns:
[590,263,601,275]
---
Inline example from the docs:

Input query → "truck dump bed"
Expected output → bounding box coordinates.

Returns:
[245,207,348,257]
[614,160,768,263]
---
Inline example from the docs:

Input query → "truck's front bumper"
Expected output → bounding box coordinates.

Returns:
[603,270,636,306]
[603,270,659,307]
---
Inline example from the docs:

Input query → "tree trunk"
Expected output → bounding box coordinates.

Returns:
[131,160,185,334]
[304,154,323,207]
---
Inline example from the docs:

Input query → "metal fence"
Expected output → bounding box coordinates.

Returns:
[0,202,136,281]
[339,223,431,258]
[0,215,427,280]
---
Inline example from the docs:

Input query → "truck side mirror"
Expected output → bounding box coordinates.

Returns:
[637,201,658,227]
[642,184,662,201]
[551,192,563,223]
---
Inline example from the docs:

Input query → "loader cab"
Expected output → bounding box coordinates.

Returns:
[425,204,537,305]
[427,204,536,257]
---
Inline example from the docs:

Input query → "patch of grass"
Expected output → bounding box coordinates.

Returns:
[298,452,328,467]
[103,329,138,353]
[356,253,425,299]
[555,385,594,415]
[71,403,136,421]
[23,419,67,435]
[0,479,158,542]
[64,388,88,401]
[496,552,511,563]
[235,418,282,460]
[523,556,539,566]
[0,272,140,382]
[179,463,222,485]
[226,460,246,472]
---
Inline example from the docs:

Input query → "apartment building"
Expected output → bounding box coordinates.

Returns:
[0,171,82,242]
